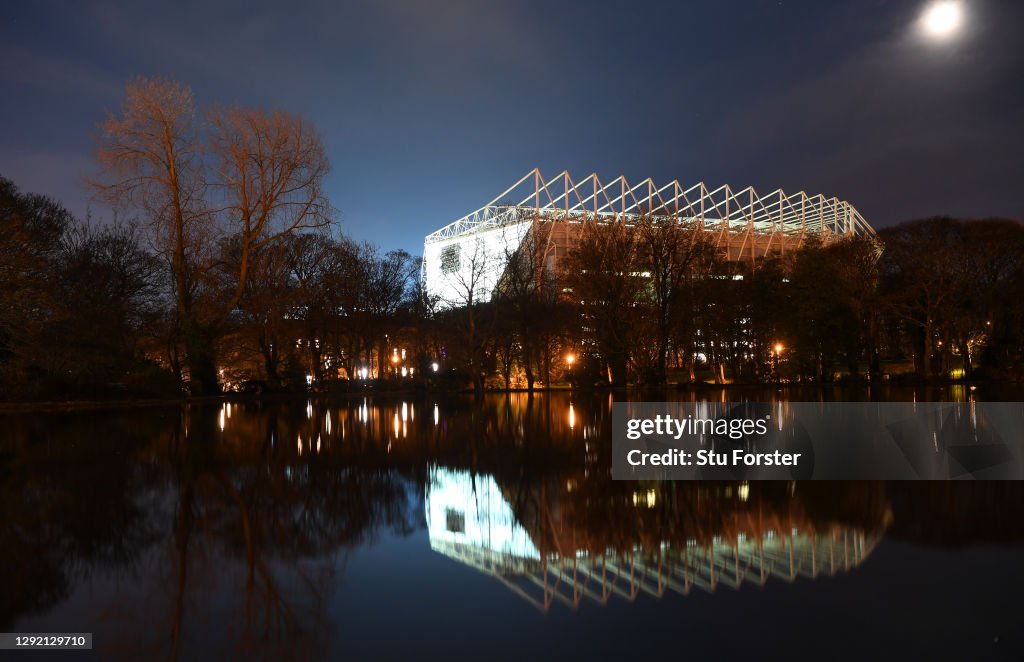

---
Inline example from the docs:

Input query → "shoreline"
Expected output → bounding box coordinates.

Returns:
[0,378,1013,414]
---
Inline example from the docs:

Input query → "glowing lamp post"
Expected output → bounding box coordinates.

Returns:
[565,353,576,390]
[772,343,784,381]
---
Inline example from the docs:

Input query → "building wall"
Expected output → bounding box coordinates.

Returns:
[423,220,531,307]
[424,216,833,309]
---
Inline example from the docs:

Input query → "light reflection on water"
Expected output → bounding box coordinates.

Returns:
[0,386,1023,660]
[204,385,1012,460]
[425,467,879,613]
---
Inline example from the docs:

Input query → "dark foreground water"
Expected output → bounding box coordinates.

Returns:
[2,387,1023,661]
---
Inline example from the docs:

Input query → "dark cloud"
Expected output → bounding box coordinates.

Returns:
[0,0,1021,251]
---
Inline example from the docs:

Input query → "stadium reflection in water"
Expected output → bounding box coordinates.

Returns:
[2,388,1023,659]
[426,468,882,613]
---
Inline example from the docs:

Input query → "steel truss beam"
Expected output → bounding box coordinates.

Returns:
[433,527,878,614]
[425,168,875,247]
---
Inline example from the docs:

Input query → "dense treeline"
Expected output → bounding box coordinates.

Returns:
[0,176,171,399]
[2,76,1023,400]
[4,169,1023,401]
[463,216,1024,389]
[1,173,423,399]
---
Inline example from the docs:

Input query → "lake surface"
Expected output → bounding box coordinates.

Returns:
[2,387,1023,660]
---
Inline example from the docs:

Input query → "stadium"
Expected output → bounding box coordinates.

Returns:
[423,168,876,306]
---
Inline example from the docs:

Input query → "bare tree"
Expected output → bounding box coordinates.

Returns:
[635,215,719,384]
[437,236,495,393]
[229,237,296,387]
[496,220,558,390]
[561,220,645,386]
[94,77,333,394]
[359,245,417,375]
[879,219,960,378]
[209,106,332,325]
[94,78,210,385]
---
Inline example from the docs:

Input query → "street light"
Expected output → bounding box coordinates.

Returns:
[772,343,784,381]
[565,353,576,390]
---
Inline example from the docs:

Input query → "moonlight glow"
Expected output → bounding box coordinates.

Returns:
[921,1,964,38]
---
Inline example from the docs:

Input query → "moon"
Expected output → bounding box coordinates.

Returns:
[920,1,964,39]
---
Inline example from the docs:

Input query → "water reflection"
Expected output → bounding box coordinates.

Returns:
[427,468,883,612]
[1,388,1022,659]
[1,404,420,660]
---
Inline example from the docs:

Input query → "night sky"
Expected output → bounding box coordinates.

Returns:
[1,0,1022,254]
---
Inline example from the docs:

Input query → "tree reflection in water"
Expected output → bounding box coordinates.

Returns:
[155,404,420,660]
[0,403,421,660]
[1,389,1023,658]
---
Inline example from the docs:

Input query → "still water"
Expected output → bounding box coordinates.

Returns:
[2,388,1023,660]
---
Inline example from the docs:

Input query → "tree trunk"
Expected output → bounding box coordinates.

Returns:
[607,351,629,386]
[867,324,881,381]
[262,346,280,388]
[182,317,219,395]
[922,322,934,379]
[542,337,551,387]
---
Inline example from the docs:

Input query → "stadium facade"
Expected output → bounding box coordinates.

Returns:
[423,168,875,307]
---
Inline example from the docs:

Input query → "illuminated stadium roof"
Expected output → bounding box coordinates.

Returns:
[426,168,875,244]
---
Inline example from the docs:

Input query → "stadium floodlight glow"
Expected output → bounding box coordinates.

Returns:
[423,168,875,308]
[921,1,963,39]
